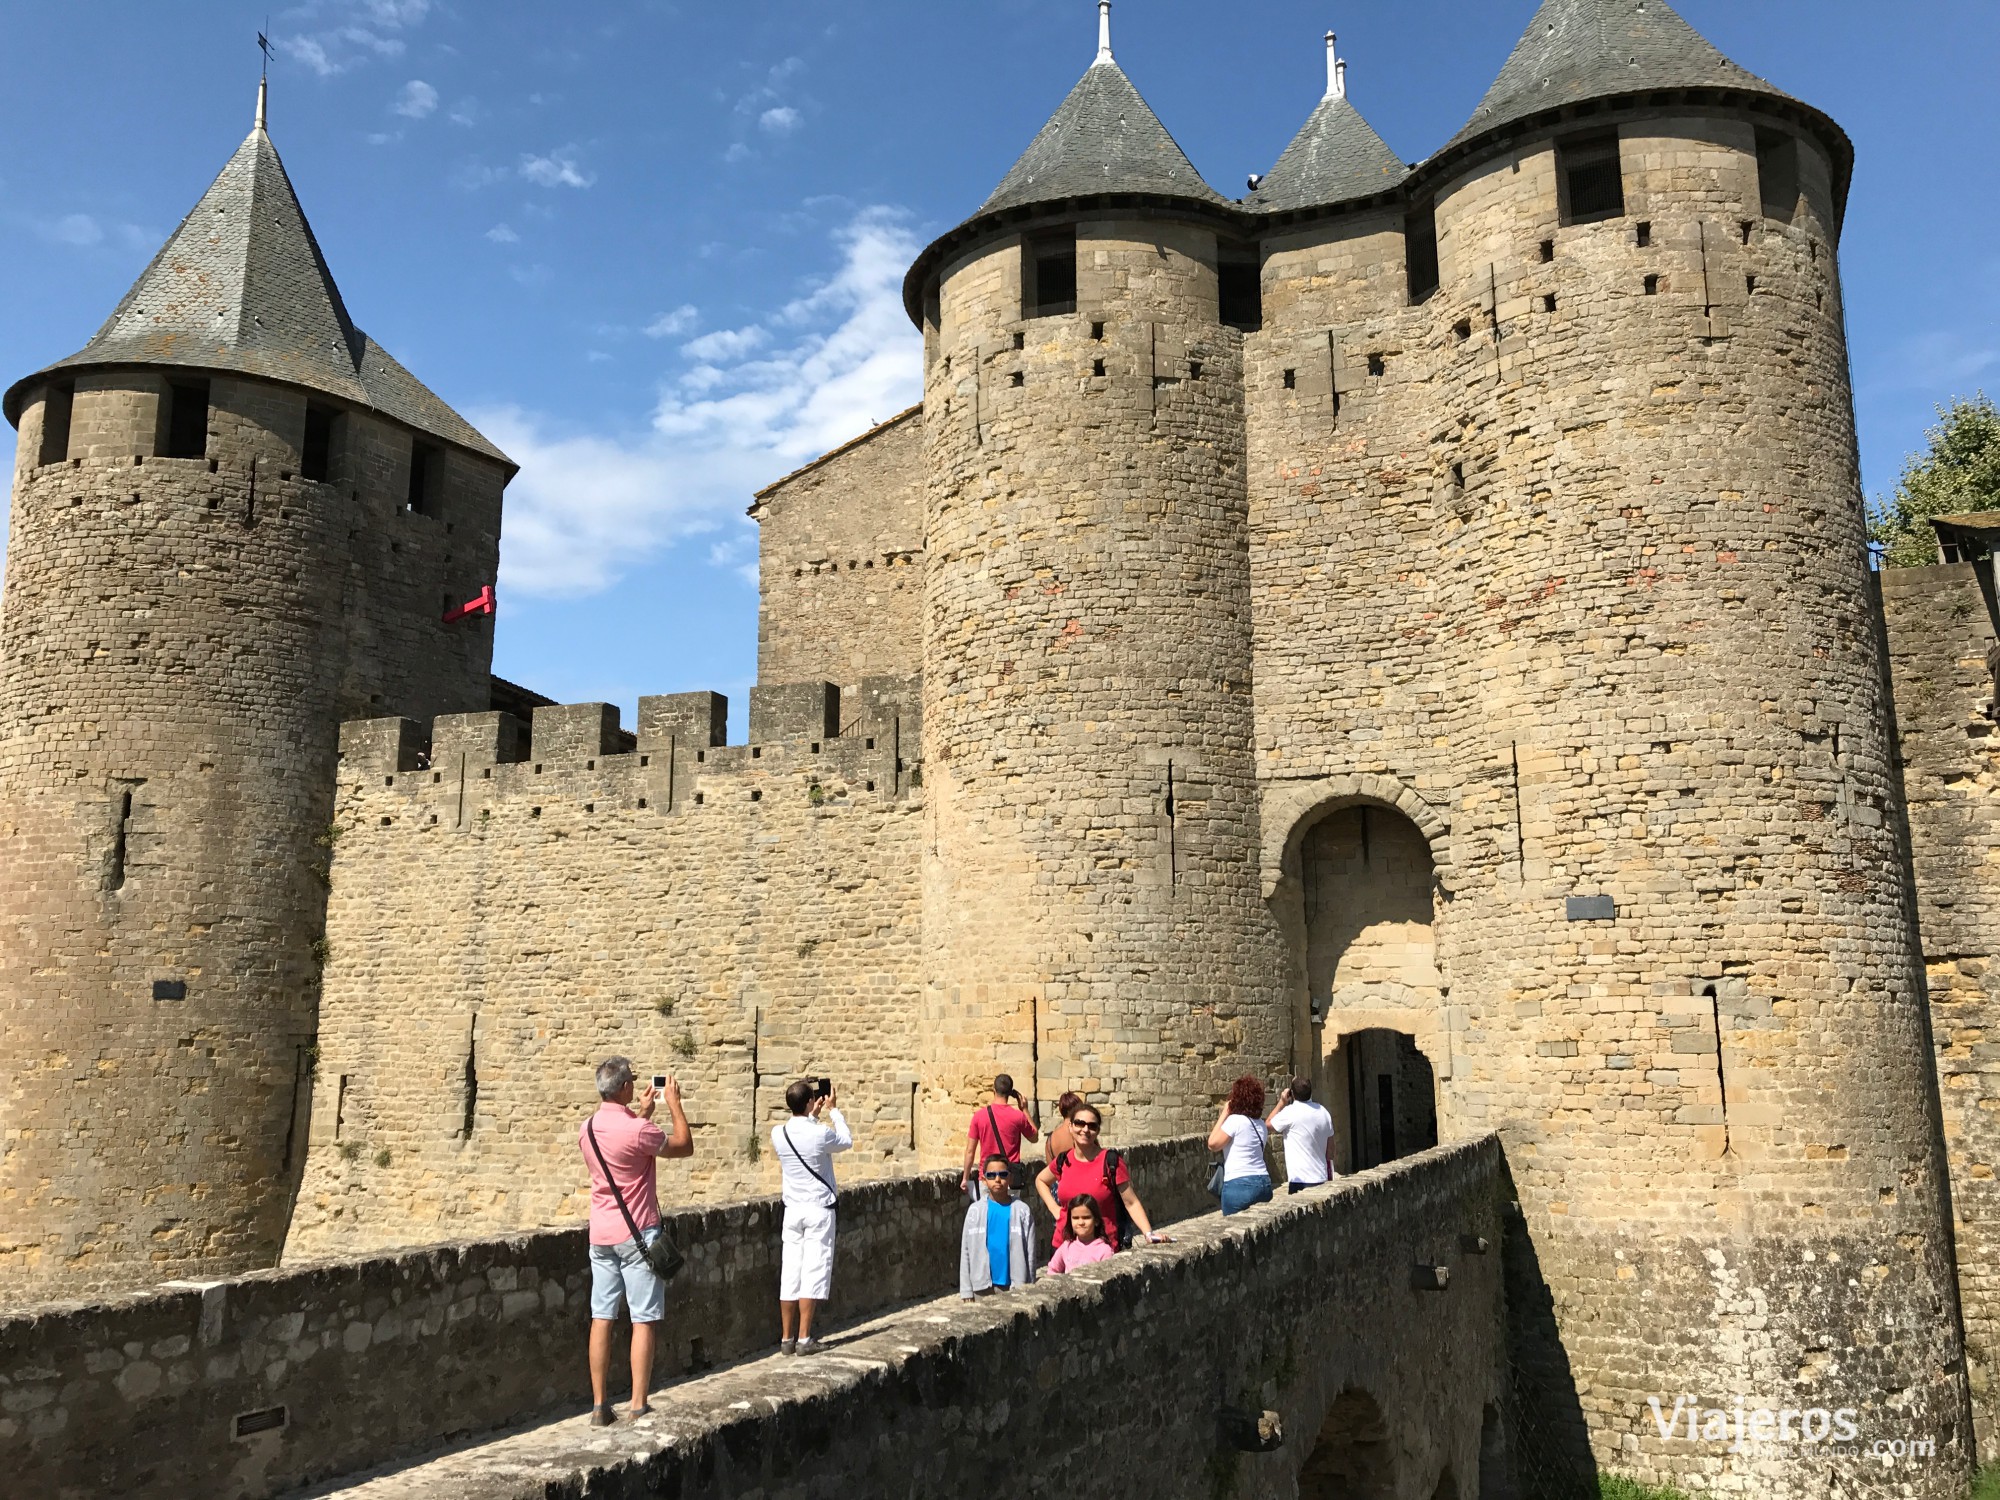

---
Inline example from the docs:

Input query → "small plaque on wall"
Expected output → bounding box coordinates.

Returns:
[1565,895,1616,922]
[152,979,187,1001]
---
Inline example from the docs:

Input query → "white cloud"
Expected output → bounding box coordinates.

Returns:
[478,206,923,599]
[520,150,595,189]
[280,0,429,75]
[681,326,768,362]
[645,305,699,338]
[40,213,102,247]
[29,213,155,252]
[759,106,801,136]
[485,223,520,243]
[393,80,438,118]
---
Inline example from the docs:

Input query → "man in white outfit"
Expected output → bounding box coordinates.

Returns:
[1267,1075,1337,1192]
[773,1077,850,1355]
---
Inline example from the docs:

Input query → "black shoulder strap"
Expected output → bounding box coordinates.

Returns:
[586,1117,649,1244]
[985,1104,1004,1158]
[780,1122,837,1198]
[1102,1148,1121,1187]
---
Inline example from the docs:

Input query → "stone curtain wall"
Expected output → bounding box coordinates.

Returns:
[0,375,503,1301]
[288,682,927,1257]
[1247,111,1968,1496]
[918,220,1290,1163]
[1882,562,2000,1460]
[751,406,926,698]
[1,1136,1219,1500]
[322,1138,1509,1500]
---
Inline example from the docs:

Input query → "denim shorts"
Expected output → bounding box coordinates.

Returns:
[589,1226,665,1323]
[1219,1174,1274,1216]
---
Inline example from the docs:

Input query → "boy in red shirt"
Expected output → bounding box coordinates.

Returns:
[960,1074,1039,1196]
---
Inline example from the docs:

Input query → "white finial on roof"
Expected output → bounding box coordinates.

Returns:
[1097,1,1114,65]
[1326,31,1344,99]
[1336,57,1347,99]
[256,75,268,132]
[256,25,273,132]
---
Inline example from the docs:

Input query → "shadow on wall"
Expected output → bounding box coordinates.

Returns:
[1299,1387,1397,1497]
[1498,1158,1597,1498]
[1335,1027,1440,1172]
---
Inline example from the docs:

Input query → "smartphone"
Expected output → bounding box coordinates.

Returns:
[814,1077,832,1098]
[652,1074,667,1093]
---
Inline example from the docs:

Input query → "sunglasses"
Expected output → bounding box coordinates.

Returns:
[1072,1119,1102,1131]
[983,1170,1008,1180]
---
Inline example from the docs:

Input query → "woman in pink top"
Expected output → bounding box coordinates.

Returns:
[1047,1197,1117,1274]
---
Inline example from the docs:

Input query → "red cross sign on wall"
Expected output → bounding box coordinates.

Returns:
[443,585,496,624]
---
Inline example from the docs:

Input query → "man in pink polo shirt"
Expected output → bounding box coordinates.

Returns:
[579,1055,692,1425]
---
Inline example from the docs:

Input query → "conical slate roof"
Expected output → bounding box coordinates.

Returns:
[5,120,508,465]
[1251,93,1407,214]
[980,59,1228,215]
[1443,0,1797,156]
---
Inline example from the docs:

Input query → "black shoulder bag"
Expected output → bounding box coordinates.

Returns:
[586,1118,686,1284]
[986,1105,1031,1192]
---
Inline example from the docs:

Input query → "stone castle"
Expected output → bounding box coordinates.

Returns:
[3,2,1997,1492]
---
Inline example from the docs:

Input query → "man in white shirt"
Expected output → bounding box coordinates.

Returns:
[772,1077,851,1355]
[1267,1075,1337,1191]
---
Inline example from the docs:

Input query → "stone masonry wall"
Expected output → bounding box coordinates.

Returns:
[751,406,925,701]
[0,373,504,1302]
[1247,109,1968,1497]
[1882,562,2000,1460]
[2,1134,1219,1500]
[288,680,928,1257]
[918,219,1289,1163]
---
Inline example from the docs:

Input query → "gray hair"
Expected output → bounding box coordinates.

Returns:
[595,1056,635,1099]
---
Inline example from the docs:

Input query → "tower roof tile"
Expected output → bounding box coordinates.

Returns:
[979,59,1228,216]
[4,122,509,467]
[1443,0,1798,156]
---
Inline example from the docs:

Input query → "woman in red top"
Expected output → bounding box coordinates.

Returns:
[1033,1105,1168,1251]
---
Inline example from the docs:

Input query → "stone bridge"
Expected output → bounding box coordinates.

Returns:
[3,1138,1519,1500]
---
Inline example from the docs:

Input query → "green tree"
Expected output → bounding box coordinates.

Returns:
[1870,394,2000,567]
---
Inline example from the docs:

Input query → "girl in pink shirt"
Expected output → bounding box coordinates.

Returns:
[1047,1197,1116,1274]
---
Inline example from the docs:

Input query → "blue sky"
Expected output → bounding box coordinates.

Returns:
[1,1,1994,733]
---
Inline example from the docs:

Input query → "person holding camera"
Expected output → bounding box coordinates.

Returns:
[774,1077,850,1355]
[1267,1075,1336,1191]
[579,1056,692,1426]
[960,1073,1038,1200]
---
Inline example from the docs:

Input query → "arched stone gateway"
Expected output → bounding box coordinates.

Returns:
[1298,1388,1396,1499]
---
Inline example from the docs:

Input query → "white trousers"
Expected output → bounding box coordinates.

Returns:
[780,1202,837,1301]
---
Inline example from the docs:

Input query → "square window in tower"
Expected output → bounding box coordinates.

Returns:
[1559,132,1625,225]
[1022,229,1078,319]
[1756,128,1799,223]
[162,379,211,460]
[1217,246,1262,332]
[1405,202,1440,304]
[302,403,340,483]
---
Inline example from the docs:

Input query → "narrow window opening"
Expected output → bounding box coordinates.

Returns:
[1740,219,1755,245]
[694,791,705,805]
[1745,275,1758,295]
[1093,358,1106,378]
[1644,274,1661,296]
[638,797,648,808]
[37,383,73,466]
[1405,203,1440,304]
[1538,238,1555,264]
[1367,353,1386,378]
[1756,128,1799,222]
[1009,371,1024,388]
[1189,361,1204,380]
[1022,229,1078,318]
[1451,461,1466,490]
[1091,321,1105,341]
[335,1074,350,1140]
[281,1045,309,1173]
[1559,131,1625,225]
[1635,221,1652,248]
[162,379,211,460]
[110,788,134,891]
[1454,319,1472,343]
[866,780,876,791]
[1282,368,1296,390]
[909,1082,919,1151]
[301,403,338,482]
[750,789,762,802]
[1217,249,1262,332]
[751,746,761,759]
[1705,983,1733,1156]
[1165,761,1178,888]
[1542,293,1557,313]
[864,738,875,749]
[1012,332,1025,351]
[406,440,442,516]
[461,1025,479,1140]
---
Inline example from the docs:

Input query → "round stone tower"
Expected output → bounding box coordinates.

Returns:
[1405,1,1965,1491]
[905,7,1288,1152]
[0,85,512,1299]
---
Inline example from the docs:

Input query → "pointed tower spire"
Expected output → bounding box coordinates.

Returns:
[1096,1,1114,65]
[1250,28,1404,213]
[1442,0,1799,156]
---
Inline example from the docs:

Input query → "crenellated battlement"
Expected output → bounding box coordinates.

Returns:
[336,673,923,821]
